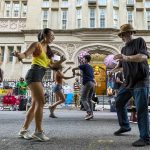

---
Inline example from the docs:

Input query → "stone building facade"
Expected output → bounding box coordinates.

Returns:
[0,0,150,85]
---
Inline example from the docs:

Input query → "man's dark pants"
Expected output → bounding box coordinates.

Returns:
[115,86,150,143]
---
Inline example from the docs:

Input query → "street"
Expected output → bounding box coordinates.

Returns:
[0,109,150,150]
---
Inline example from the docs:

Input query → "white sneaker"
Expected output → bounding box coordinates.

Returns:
[18,129,32,140]
[85,114,94,120]
[32,131,49,142]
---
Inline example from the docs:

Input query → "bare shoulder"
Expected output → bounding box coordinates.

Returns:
[27,42,39,50]
[32,42,40,47]
[31,42,42,56]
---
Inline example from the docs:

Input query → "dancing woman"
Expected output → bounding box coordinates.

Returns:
[13,28,66,141]
[49,65,74,118]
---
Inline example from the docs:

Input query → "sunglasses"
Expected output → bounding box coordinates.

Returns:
[120,33,126,37]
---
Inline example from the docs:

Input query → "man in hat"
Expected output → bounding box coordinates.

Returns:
[111,24,150,147]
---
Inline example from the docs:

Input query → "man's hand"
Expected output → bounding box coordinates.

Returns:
[114,54,130,61]
[114,54,124,61]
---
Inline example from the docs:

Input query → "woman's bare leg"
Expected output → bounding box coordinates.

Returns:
[21,82,45,132]
[26,82,45,132]
[51,91,65,110]
[32,82,45,132]
[23,100,35,130]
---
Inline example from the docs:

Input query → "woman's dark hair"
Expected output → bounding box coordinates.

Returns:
[37,28,54,59]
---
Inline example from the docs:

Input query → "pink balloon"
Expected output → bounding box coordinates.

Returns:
[104,54,117,69]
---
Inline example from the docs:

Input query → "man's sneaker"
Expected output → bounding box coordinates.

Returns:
[85,114,93,120]
[132,139,149,147]
[18,129,32,140]
[32,131,49,142]
[114,127,131,136]
[49,113,58,118]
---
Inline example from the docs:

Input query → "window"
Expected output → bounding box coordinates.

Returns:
[145,1,150,7]
[113,9,118,28]
[99,9,106,28]
[147,11,150,30]
[12,1,20,17]
[127,0,134,5]
[4,1,28,18]
[76,8,82,28]
[42,9,49,28]
[89,8,95,28]
[0,46,5,62]
[17,46,21,53]
[8,47,14,62]
[62,0,68,7]
[147,11,150,20]
[148,22,150,30]
[4,1,11,17]
[42,0,49,7]
[21,1,27,17]
[113,0,119,5]
[61,10,68,29]
[43,10,48,20]
[43,20,48,28]
[127,11,133,25]
[98,0,107,5]
[76,0,82,6]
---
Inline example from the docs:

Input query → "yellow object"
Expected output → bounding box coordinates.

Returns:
[92,64,106,95]
[91,53,106,62]
[32,47,51,68]
[0,89,13,95]
[147,58,150,65]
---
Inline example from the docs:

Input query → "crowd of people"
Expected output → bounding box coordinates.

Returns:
[0,23,149,147]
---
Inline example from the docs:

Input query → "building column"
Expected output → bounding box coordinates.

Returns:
[2,45,8,70]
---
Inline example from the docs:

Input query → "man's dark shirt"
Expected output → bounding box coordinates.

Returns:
[114,72,123,89]
[119,37,149,88]
[79,63,94,85]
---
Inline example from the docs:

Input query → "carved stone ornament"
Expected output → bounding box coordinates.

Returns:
[75,43,85,49]
[18,20,26,29]
[54,42,67,49]
[111,43,122,50]
[0,19,26,32]
[10,21,17,30]
[0,20,9,29]
[67,44,75,60]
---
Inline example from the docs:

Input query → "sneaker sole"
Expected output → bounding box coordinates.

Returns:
[18,134,32,140]
[49,114,58,118]
[85,116,94,120]
[18,134,24,138]
[32,135,49,142]
[114,129,131,136]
